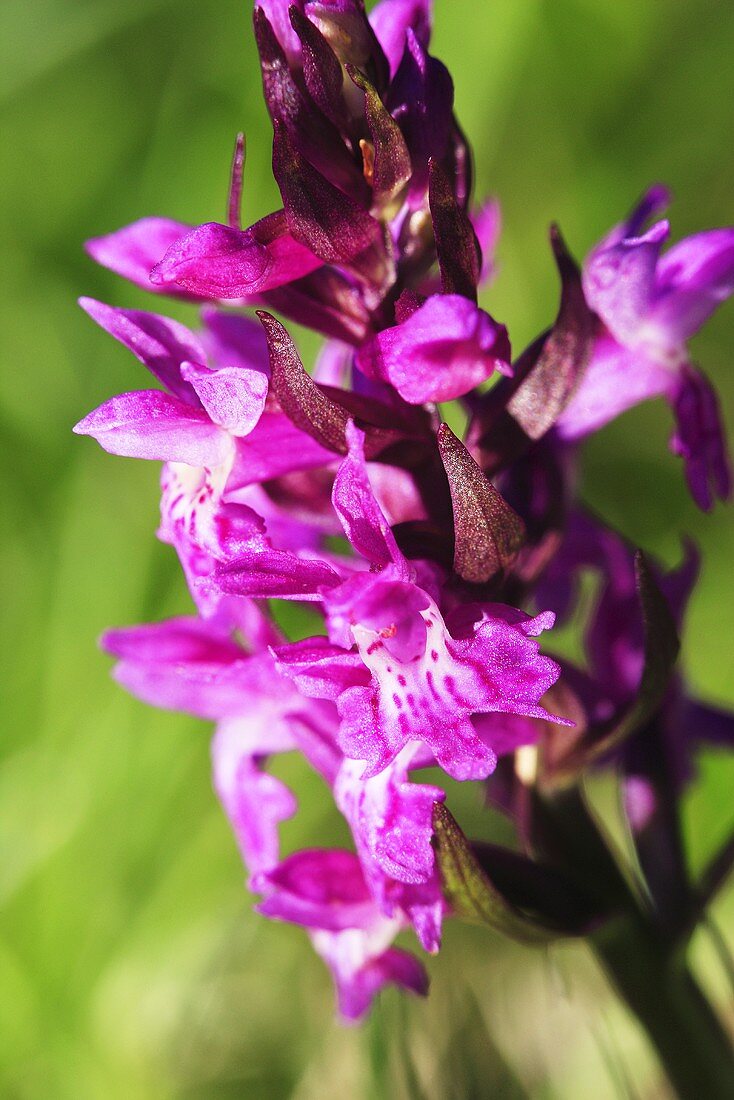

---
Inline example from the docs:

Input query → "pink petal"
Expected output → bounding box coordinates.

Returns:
[181,360,268,436]
[356,294,511,404]
[73,390,233,465]
[150,217,322,299]
[85,217,194,296]
[332,422,407,570]
[79,297,205,403]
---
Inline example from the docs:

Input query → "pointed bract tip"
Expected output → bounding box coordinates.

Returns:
[549,222,572,264]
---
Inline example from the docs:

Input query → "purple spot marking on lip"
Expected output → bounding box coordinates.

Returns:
[443,674,463,704]
[425,669,441,700]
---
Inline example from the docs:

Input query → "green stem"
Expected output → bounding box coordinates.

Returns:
[592,916,734,1100]
[533,787,734,1097]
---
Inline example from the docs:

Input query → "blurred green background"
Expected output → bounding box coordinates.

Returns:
[2,0,734,1096]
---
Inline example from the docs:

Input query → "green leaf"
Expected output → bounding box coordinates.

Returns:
[432,803,560,943]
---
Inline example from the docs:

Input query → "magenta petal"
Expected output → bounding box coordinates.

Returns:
[200,309,270,373]
[583,220,669,346]
[337,682,495,781]
[331,945,429,1021]
[103,632,279,720]
[670,365,732,510]
[79,297,205,403]
[212,726,296,874]
[650,228,734,343]
[151,218,321,298]
[370,0,432,76]
[258,0,305,60]
[73,390,233,465]
[254,849,375,931]
[555,335,674,440]
[274,637,368,700]
[612,185,671,246]
[253,848,427,1019]
[471,197,501,286]
[102,616,244,665]
[356,294,511,404]
[471,712,542,756]
[213,547,342,600]
[227,412,336,488]
[181,360,268,436]
[332,422,406,570]
[336,755,444,885]
[85,217,194,296]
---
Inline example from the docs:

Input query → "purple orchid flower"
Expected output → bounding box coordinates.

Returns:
[355,293,511,403]
[73,300,270,460]
[556,188,734,509]
[102,607,442,999]
[274,422,569,782]
[76,0,734,1028]
[101,610,309,874]
[531,510,734,822]
[253,849,429,1021]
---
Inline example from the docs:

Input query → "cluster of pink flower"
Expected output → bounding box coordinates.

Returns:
[76,0,734,1019]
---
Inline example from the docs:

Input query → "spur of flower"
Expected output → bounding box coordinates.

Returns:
[75,0,734,1034]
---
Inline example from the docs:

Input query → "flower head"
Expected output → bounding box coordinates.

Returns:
[75,0,734,1019]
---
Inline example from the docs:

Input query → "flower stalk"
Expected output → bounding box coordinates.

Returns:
[593,917,734,1100]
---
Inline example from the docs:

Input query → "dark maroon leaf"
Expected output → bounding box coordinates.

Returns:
[471,841,608,935]
[428,158,481,302]
[318,383,431,440]
[257,310,350,453]
[257,311,423,458]
[260,266,371,345]
[289,7,351,133]
[227,132,246,230]
[507,225,598,440]
[272,121,394,291]
[346,65,412,214]
[437,423,525,583]
[254,7,366,199]
[391,520,454,567]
